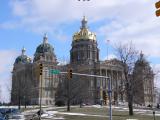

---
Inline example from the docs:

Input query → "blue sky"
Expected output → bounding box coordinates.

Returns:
[0,0,160,102]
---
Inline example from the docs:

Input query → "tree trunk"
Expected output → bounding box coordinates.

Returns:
[124,70,134,116]
[127,82,134,116]
[128,94,133,115]
[67,99,70,111]
[129,102,133,115]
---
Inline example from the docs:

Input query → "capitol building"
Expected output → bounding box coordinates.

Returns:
[11,17,154,106]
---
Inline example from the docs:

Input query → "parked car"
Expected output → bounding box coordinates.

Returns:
[0,112,6,120]
[6,108,24,120]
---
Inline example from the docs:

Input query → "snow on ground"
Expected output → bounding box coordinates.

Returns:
[126,119,138,120]
[3,105,160,119]
[92,105,102,108]
[111,106,160,116]
[57,112,108,118]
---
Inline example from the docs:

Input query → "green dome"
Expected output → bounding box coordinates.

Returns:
[15,55,31,64]
[33,34,57,62]
[35,43,54,54]
[35,34,54,54]
[15,47,31,64]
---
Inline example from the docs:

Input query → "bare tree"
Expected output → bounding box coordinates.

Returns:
[115,41,138,115]
[56,73,90,111]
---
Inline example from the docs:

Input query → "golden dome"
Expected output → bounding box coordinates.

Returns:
[73,16,96,41]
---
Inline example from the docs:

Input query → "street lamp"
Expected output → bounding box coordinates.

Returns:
[106,40,110,60]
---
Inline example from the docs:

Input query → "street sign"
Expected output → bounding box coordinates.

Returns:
[50,69,60,74]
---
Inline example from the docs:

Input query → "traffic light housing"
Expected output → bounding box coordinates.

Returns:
[39,63,43,75]
[155,1,160,17]
[155,1,160,9]
[68,69,72,79]
[156,9,160,17]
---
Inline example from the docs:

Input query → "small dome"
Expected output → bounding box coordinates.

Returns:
[35,43,54,54]
[15,47,31,64]
[34,34,57,62]
[35,34,54,54]
[15,55,31,64]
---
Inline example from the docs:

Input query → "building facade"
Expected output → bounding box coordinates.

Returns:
[12,17,154,106]
[11,35,59,105]
[56,17,125,105]
[132,52,154,106]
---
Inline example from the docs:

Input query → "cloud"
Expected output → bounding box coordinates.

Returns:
[0,50,18,103]
[5,1,154,33]
[97,0,160,58]
[3,0,159,61]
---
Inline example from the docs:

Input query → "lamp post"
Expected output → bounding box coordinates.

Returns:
[100,79,103,106]
[106,40,110,60]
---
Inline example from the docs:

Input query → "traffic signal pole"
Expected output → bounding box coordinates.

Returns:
[67,69,72,111]
[39,74,42,120]
[108,77,112,120]
[39,63,43,120]
[67,77,71,111]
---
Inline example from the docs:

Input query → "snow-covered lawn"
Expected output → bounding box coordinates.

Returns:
[57,111,108,118]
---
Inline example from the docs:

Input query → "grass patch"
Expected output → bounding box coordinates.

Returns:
[55,106,160,120]
[62,115,156,120]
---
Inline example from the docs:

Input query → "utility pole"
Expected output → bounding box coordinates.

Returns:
[106,40,110,60]
[67,68,72,111]
[18,72,21,110]
[100,79,103,106]
[108,77,112,120]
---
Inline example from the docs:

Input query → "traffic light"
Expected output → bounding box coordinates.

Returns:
[155,1,160,17]
[39,63,43,75]
[155,1,160,9]
[68,69,72,79]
